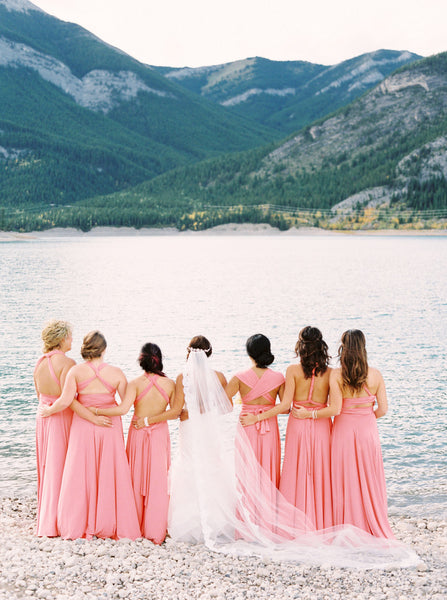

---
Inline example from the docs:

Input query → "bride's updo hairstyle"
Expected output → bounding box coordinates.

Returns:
[295,326,330,379]
[81,330,107,360]
[187,335,212,358]
[41,319,72,353]
[246,334,274,368]
[338,329,368,392]
[139,342,165,376]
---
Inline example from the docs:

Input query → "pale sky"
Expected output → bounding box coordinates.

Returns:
[30,0,447,68]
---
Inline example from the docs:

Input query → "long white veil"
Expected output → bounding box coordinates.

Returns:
[168,350,419,569]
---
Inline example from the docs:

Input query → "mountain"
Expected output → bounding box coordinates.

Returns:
[0,0,275,206]
[155,51,422,134]
[50,52,445,232]
[1,0,444,232]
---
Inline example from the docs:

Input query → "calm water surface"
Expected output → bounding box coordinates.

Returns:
[0,233,446,518]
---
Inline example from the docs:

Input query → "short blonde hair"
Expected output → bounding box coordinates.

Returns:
[81,331,107,360]
[41,319,72,353]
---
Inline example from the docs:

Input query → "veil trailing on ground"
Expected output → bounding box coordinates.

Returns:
[168,350,419,569]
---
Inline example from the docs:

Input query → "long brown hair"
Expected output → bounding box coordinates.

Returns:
[295,326,329,379]
[338,329,368,392]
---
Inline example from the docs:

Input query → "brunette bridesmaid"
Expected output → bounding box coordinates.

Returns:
[226,334,285,487]
[330,329,394,538]
[40,331,140,540]
[93,342,181,544]
[279,326,336,530]
[34,320,109,536]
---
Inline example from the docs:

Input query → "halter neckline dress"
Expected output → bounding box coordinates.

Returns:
[35,350,73,536]
[279,370,332,529]
[331,384,395,538]
[126,373,171,544]
[57,362,140,540]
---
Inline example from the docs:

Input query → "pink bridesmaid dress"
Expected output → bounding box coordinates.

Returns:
[236,368,285,487]
[126,374,171,544]
[35,350,73,537]
[279,371,332,529]
[57,363,140,540]
[331,385,395,538]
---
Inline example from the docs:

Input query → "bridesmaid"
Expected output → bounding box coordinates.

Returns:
[330,329,394,538]
[279,326,336,530]
[40,330,140,540]
[34,320,109,537]
[91,342,181,544]
[226,334,285,487]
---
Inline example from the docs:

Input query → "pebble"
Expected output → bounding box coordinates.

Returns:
[0,497,446,600]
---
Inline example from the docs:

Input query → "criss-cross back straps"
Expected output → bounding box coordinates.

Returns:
[343,384,376,406]
[307,369,316,403]
[293,368,326,410]
[363,384,375,398]
[78,362,116,393]
[294,368,324,408]
[237,369,284,404]
[135,373,170,405]
[34,350,65,386]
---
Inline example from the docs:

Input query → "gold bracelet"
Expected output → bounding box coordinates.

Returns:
[95,408,98,416]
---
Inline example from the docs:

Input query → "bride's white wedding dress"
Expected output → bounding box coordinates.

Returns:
[168,350,419,569]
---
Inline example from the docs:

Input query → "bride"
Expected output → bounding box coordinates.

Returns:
[168,341,419,569]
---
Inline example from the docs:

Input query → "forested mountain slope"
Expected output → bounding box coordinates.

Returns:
[0,0,275,206]
[156,50,421,134]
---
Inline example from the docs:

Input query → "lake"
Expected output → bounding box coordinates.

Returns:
[0,231,446,518]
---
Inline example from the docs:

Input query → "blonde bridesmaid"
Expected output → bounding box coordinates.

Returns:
[41,331,140,540]
[93,342,181,544]
[34,320,108,537]
[330,329,394,538]
[279,326,336,530]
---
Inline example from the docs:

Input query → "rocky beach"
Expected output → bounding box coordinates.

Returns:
[0,497,446,600]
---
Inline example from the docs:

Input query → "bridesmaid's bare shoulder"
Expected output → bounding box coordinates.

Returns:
[159,375,176,393]
[285,363,303,378]
[319,366,332,381]
[329,367,342,382]
[367,367,384,386]
[104,363,125,377]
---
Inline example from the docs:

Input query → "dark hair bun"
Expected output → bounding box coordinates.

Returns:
[246,334,274,368]
[139,342,164,376]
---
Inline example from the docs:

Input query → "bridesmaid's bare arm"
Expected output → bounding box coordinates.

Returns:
[70,399,112,427]
[176,374,188,421]
[143,385,183,425]
[240,380,288,427]
[91,380,137,417]
[293,369,342,420]
[225,376,240,403]
[373,370,388,419]
[115,369,128,403]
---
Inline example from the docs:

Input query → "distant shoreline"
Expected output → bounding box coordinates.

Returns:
[1,224,446,241]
